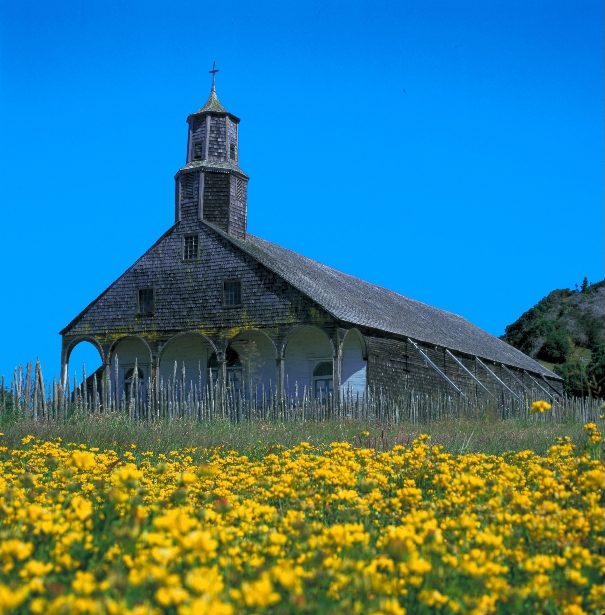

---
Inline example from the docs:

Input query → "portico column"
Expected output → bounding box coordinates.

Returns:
[276,352,285,399]
[216,349,227,417]
[332,328,347,409]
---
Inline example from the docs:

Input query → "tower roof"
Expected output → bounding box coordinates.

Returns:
[195,89,228,114]
[187,61,240,121]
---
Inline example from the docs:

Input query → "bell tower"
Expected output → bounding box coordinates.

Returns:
[175,62,249,239]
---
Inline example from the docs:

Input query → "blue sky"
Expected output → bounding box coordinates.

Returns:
[0,0,603,383]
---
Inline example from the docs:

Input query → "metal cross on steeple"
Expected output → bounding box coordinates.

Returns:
[209,61,219,92]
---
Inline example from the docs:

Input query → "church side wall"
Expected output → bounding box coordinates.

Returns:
[367,337,411,396]
[364,335,556,401]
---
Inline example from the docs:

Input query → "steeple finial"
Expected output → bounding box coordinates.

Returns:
[209,61,219,93]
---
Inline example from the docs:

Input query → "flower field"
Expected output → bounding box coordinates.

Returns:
[0,424,603,615]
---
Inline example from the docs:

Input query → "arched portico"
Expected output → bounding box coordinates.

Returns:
[228,330,277,397]
[340,328,367,396]
[158,332,216,393]
[283,325,334,398]
[109,336,153,402]
[62,337,105,391]
[62,336,105,369]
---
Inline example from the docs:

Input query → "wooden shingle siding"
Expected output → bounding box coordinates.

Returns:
[229,175,247,239]
[208,116,227,159]
[63,222,330,343]
[202,172,231,231]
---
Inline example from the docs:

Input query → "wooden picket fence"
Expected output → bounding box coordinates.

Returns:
[0,360,602,425]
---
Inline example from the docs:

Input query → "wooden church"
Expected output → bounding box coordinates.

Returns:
[60,67,562,403]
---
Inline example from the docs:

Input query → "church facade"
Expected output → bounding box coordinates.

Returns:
[60,71,563,403]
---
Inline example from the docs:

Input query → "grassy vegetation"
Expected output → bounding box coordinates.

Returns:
[0,412,599,458]
[1,423,603,614]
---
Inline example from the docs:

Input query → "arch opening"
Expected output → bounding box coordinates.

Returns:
[284,326,333,398]
[341,329,367,396]
[110,337,152,402]
[313,361,333,400]
[208,348,242,394]
[159,333,215,394]
[66,340,103,391]
[228,330,276,397]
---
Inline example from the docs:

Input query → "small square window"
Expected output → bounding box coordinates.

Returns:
[229,143,236,160]
[223,280,242,307]
[138,289,154,314]
[183,234,199,260]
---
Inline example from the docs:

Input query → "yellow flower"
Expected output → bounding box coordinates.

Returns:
[20,560,53,578]
[0,584,29,612]
[69,450,96,470]
[71,496,93,521]
[233,573,280,608]
[180,471,198,486]
[113,463,143,487]
[72,571,96,595]
[531,400,552,413]
[179,597,234,615]
[156,585,189,606]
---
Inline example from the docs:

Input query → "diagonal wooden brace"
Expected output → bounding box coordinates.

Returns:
[500,364,532,395]
[445,349,494,398]
[475,357,522,403]
[407,339,466,398]
[523,370,555,400]
[540,375,562,398]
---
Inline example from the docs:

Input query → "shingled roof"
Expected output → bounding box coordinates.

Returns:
[178,159,249,178]
[194,90,228,114]
[218,225,560,380]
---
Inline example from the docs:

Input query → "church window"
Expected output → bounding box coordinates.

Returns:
[313,361,333,400]
[138,288,154,314]
[236,178,243,201]
[223,279,242,307]
[193,142,204,160]
[182,174,195,199]
[230,143,236,160]
[183,234,199,260]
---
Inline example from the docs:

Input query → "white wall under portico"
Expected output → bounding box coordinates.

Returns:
[159,333,215,392]
[283,326,333,397]
[340,330,367,396]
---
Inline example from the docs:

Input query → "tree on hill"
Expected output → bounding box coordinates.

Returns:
[587,344,605,398]
[501,279,605,398]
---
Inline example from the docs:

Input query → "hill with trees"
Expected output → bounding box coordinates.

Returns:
[501,278,605,398]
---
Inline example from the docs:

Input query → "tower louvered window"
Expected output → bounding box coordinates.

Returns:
[194,142,204,160]
[230,143,236,160]
[236,178,243,202]
[182,174,195,198]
